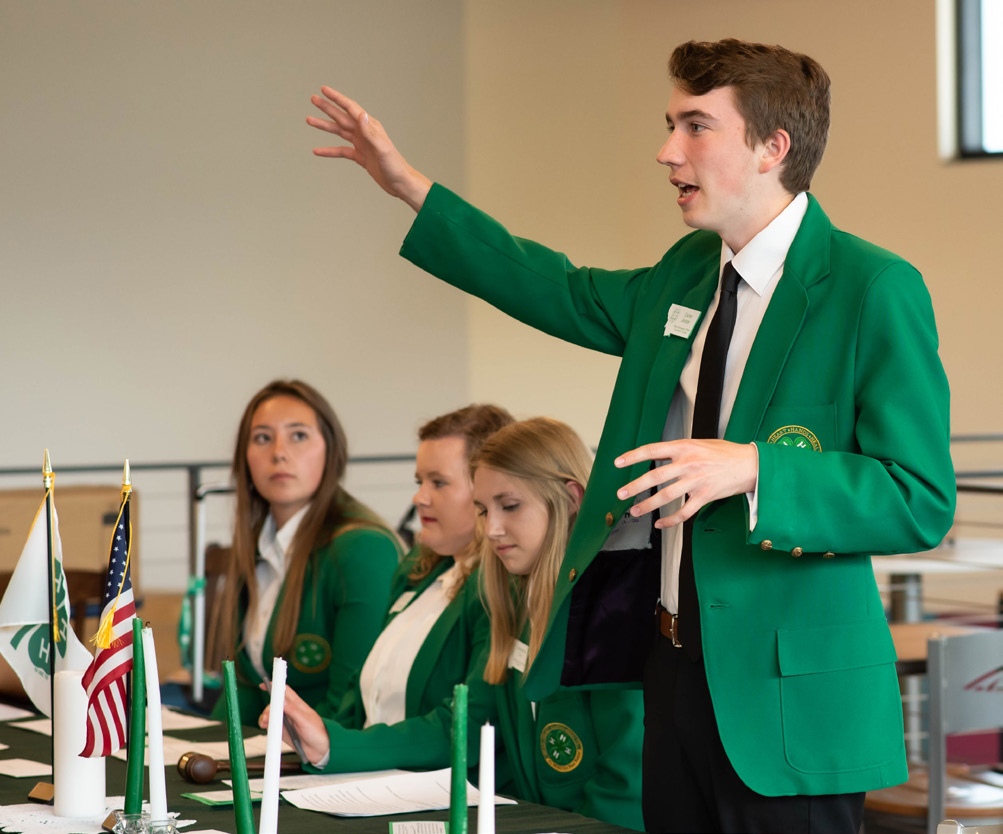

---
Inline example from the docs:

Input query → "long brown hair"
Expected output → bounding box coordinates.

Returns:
[476,418,592,684]
[217,379,394,659]
[408,404,514,589]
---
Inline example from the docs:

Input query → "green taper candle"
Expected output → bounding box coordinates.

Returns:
[450,682,468,834]
[123,617,146,815]
[222,660,255,834]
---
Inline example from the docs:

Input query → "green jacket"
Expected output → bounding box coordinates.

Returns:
[212,525,401,723]
[312,552,499,780]
[400,184,956,797]
[496,628,644,830]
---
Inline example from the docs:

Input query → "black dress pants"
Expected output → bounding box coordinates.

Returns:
[641,631,864,834]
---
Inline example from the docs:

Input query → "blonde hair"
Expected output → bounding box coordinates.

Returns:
[476,418,592,684]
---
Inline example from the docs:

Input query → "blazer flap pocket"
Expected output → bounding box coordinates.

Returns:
[778,618,896,677]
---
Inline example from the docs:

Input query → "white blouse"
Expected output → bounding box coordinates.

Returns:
[358,561,464,727]
[242,503,310,680]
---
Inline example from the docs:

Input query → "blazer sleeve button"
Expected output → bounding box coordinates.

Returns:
[760,540,773,551]
[569,568,577,582]
[823,551,835,559]
[791,547,804,558]
[605,511,614,527]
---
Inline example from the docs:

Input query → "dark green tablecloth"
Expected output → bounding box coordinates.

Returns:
[0,715,636,833]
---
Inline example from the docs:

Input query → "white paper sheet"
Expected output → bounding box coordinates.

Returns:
[0,703,35,722]
[160,706,218,732]
[389,823,448,834]
[110,732,274,765]
[0,757,51,777]
[242,768,407,791]
[0,801,197,834]
[9,717,52,735]
[280,768,516,817]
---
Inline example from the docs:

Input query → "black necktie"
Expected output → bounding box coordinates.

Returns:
[678,261,742,660]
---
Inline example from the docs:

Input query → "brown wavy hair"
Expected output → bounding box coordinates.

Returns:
[217,379,395,659]
[408,404,515,588]
[475,418,592,684]
[669,38,831,194]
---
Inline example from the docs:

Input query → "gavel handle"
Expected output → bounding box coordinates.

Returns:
[225,759,302,775]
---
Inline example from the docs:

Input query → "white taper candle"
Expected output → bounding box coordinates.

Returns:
[141,627,168,822]
[258,656,287,834]
[477,722,495,834]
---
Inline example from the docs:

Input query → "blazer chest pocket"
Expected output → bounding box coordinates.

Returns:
[757,404,836,453]
[777,619,902,774]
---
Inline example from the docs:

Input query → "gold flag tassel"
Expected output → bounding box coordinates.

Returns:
[43,449,60,643]
[92,461,133,650]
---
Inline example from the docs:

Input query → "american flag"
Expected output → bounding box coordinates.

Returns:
[80,489,136,757]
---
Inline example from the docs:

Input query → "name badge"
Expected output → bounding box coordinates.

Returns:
[664,304,701,338]
[508,640,529,673]
[388,590,416,614]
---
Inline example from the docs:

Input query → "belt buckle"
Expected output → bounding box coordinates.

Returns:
[669,613,681,649]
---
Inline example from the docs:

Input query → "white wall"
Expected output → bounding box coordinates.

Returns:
[463,0,1003,451]
[0,0,468,588]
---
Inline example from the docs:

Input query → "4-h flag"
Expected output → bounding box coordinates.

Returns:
[81,489,136,757]
[0,495,92,715]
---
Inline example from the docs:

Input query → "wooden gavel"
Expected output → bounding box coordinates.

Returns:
[177,751,302,784]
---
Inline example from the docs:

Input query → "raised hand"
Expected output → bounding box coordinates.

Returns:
[307,86,432,212]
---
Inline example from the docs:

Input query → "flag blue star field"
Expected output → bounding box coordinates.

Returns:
[81,490,136,757]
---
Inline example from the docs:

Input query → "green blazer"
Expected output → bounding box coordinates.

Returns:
[312,552,499,779]
[496,628,644,830]
[400,184,956,797]
[212,525,401,723]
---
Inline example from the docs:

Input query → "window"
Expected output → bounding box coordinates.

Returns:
[946,0,1003,157]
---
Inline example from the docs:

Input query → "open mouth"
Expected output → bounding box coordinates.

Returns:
[678,184,698,197]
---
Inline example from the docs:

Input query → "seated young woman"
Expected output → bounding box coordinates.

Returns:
[213,379,403,722]
[260,403,514,776]
[473,418,645,830]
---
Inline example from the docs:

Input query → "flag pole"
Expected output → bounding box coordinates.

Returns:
[31,449,57,803]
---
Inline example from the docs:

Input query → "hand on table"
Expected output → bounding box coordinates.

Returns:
[614,439,757,528]
[308,86,432,212]
[258,684,330,767]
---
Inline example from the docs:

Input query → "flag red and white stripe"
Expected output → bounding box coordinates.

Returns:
[80,493,136,757]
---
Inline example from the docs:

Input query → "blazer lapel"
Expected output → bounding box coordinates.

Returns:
[636,253,720,445]
[725,195,831,443]
[404,579,464,715]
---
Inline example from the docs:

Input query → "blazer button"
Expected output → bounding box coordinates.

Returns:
[760,540,773,551]
[568,568,577,582]
[605,512,614,527]
[823,551,835,559]
[791,547,803,558]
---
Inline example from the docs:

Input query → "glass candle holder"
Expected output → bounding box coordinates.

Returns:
[112,810,150,834]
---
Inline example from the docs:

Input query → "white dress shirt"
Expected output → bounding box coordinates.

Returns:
[659,193,808,611]
[243,503,310,680]
[358,561,464,727]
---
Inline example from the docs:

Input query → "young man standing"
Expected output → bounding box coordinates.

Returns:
[307,38,955,834]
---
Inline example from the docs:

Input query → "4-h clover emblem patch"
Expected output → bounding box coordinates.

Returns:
[540,722,583,772]
[767,425,821,451]
[290,633,331,673]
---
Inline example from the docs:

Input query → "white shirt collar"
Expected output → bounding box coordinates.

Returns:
[723,192,808,296]
[257,502,311,571]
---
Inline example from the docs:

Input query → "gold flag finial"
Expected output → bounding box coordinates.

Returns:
[123,459,132,488]
[42,449,53,489]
